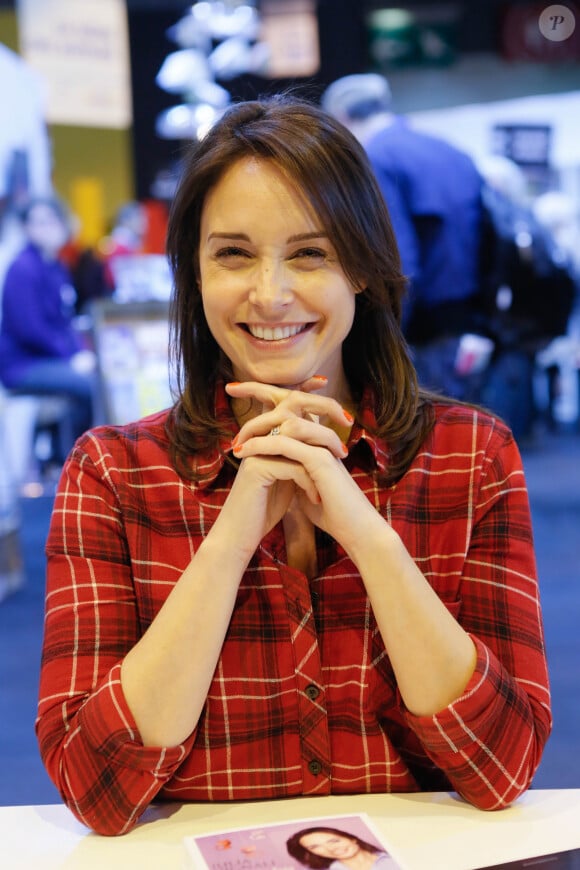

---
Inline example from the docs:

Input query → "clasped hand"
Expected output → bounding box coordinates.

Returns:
[223,378,378,554]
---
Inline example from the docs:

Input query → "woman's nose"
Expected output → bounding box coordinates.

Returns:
[249,261,292,310]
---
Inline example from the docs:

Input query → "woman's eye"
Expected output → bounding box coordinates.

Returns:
[216,246,250,259]
[292,247,326,260]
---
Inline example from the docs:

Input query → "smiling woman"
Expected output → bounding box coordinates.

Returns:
[286,826,398,869]
[36,93,551,837]
[198,156,356,401]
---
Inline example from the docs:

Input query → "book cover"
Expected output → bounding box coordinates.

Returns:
[184,812,405,869]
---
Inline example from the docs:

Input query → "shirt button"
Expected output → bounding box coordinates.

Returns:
[308,759,323,776]
[305,684,320,701]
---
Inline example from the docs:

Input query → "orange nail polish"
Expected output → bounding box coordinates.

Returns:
[343,410,354,423]
[226,381,241,387]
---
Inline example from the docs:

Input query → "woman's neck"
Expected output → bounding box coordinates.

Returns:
[341,850,379,870]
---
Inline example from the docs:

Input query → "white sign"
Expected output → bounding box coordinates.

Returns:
[17,0,132,129]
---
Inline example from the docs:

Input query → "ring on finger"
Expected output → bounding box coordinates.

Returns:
[270,425,281,436]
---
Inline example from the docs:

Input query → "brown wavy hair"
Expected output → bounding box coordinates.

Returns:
[165,93,435,484]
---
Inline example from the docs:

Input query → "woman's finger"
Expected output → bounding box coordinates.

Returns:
[234,416,348,459]
[234,427,348,464]
[226,380,353,430]
[225,378,325,405]
[239,454,321,506]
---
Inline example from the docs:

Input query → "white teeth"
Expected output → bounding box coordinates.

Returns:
[248,324,304,340]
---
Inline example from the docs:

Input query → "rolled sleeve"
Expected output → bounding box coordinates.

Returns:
[41,662,196,836]
[78,664,194,774]
[404,636,549,809]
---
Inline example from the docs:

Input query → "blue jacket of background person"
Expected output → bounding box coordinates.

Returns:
[365,117,483,341]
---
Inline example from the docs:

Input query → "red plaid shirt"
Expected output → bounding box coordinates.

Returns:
[37,387,551,835]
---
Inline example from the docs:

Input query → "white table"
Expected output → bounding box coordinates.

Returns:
[2,790,580,870]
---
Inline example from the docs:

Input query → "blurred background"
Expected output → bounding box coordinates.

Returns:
[1,0,579,806]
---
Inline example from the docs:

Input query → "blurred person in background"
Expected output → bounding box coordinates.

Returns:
[533,189,580,289]
[60,215,112,316]
[101,200,149,292]
[475,156,577,437]
[476,154,528,206]
[0,196,97,451]
[1,44,53,289]
[533,188,580,344]
[322,73,484,400]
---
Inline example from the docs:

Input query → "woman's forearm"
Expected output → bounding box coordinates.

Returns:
[120,529,249,748]
[348,517,477,717]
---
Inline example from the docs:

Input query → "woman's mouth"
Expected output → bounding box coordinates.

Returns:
[244,323,312,341]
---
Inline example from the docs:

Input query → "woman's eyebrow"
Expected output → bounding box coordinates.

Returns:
[287,231,328,243]
[207,232,250,242]
[206,231,329,243]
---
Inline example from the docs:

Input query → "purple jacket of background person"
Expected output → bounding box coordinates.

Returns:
[0,197,96,448]
[0,241,81,386]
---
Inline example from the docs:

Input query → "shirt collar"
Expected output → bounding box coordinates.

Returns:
[192,382,238,489]
[348,385,390,476]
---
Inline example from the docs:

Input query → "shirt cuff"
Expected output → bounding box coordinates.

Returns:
[77,663,195,774]
[403,636,505,753]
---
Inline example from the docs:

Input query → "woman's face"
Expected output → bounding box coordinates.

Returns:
[299,831,361,861]
[198,157,358,399]
[26,204,69,258]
